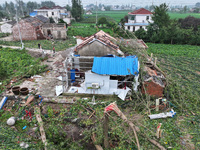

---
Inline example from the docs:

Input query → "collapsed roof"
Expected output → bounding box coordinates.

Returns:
[75,30,120,52]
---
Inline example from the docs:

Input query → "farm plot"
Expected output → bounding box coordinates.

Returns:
[0,47,47,93]
[168,12,200,19]
[84,10,130,23]
[147,43,200,104]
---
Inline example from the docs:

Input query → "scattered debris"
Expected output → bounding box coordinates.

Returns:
[0,96,8,110]
[20,142,29,148]
[56,85,64,96]
[23,126,27,130]
[149,109,176,119]
[104,102,167,150]
[7,117,16,126]
[34,107,47,150]
[156,123,162,138]
[91,133,104,150]
[21,95,34,106]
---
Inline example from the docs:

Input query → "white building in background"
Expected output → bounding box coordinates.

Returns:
[32,6,72,24]
[125,8,153,32]
[0,21,16,33]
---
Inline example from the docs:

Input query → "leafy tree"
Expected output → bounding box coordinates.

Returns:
[152,3,170,28]
[97,17,107,27]
[49,17,55,23]
[71,0,83,21]
[41,1,55,8]
[135,28,147,40]
[66,4,71,11]
[183,6,187,13]
[195,2,200,8]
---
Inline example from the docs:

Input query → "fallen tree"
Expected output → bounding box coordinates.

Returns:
[104,102,166,150]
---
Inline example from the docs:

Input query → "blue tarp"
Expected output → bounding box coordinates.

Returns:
[92,56,139,76]
[125,23,149,26]
[70,69,75,83]
[29,11,37,17]
[60,13,68,15]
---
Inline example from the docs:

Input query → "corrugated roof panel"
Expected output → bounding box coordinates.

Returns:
[92,57,139,76]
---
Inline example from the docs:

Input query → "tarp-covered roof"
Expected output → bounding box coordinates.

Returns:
[92,56,139,76]
[30,11,37,17]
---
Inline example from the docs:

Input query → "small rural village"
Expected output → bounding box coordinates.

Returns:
[0,0,199,149]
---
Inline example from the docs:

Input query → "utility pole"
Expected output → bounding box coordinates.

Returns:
[96,1,97,25]
[15,3,24,50]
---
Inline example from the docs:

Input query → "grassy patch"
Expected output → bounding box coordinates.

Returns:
[84,10,130,23]
[168,12,200,19]
[0,47,47,93]
[68,25,114,37]
[0,33,10,38]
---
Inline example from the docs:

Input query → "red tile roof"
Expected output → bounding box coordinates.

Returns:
[52,6,65,9]
[75,30,119,51]
[128,8,152,15]
[39,6,50,10]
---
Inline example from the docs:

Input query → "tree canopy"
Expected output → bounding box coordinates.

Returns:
[97,17,108,27]
[152,3,170,28]
[71,0,83,21]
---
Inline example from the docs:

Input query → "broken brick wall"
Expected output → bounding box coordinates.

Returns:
[142,80,164,97]
[13,20,37,41]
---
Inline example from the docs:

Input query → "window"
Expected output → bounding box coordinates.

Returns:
[52,12,54,15]
[46,14,48,17]
[128,26,130,30]
[133,27,135,32]
[129,15,135,20]
[146,16,149,20]
[140,26,143,29]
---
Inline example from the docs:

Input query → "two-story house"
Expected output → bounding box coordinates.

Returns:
[32,6,72,24]
[124,8,153,32]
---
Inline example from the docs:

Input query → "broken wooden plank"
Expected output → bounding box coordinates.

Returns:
[34,107,47,150]
[91,133,103,150]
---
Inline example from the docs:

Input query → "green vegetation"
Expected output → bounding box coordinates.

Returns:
[168,12,200,19]
[0,33,10,38]
[71,0,83,21]
[0,47,47,93]
[68,26,114,37]
[147,43,200,99]
[0,37,76,51]
[84,10,130,22]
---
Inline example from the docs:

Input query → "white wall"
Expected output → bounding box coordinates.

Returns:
[1,24,12,33]
[128,14,153,23]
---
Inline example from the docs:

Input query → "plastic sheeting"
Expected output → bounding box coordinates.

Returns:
[92,56,139,76]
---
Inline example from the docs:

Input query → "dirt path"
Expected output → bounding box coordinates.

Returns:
[9,45,76,98]
[0,45,53,54]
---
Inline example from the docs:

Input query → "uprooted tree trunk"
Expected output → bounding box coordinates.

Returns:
[104,102,167,150]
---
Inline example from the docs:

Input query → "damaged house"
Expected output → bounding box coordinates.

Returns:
[74,30,124,57]
[12,16,47,41]
[42,23,66,40]
[12,16,66,41]
[67,55,140,100]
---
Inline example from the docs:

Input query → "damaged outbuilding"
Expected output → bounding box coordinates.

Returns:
[67,55,140,100]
